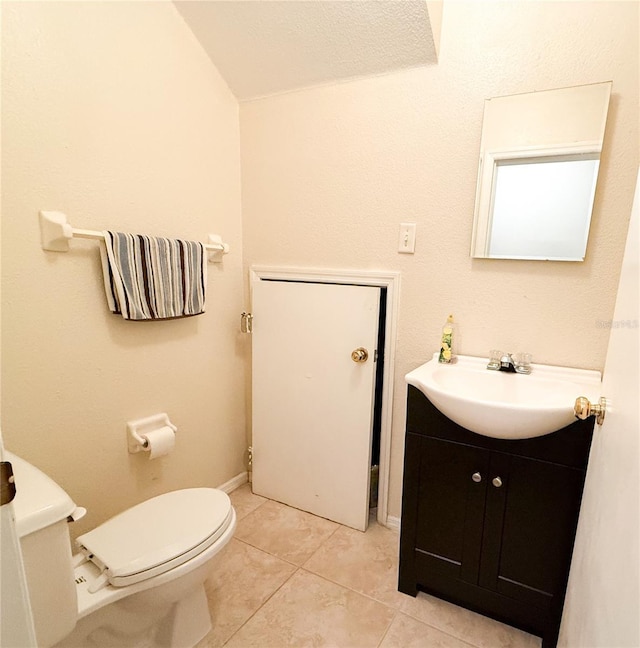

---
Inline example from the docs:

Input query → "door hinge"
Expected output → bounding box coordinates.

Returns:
[1,461,16,506]
[240,312,253,334]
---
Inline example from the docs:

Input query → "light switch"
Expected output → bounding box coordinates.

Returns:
[398,223,417,254]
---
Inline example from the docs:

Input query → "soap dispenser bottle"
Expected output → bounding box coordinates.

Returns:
[438,314,455,364]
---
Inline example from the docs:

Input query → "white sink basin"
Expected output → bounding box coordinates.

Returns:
[406,353,602,439]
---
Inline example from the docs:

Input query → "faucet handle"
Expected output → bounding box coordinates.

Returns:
[515,352,532,374]
[487,349,503,370]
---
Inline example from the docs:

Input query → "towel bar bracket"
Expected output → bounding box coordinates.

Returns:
[207,234,229,263]
[40,211,75,252]
[39,210,229,261]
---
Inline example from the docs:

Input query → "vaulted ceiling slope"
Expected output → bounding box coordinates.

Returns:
[174,1,441,101]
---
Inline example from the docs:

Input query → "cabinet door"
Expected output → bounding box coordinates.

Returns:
[480,453,586,611]
[414,438,490,585]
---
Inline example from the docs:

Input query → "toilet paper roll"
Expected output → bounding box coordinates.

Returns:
[141,426,175,459]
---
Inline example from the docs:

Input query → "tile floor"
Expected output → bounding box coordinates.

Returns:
[196,484,543,648]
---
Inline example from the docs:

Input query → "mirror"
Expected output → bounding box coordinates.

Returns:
[470,81,612,261]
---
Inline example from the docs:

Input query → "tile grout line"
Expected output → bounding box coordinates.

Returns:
[375,608,399,648]
[220,554,300,647]
[297,520,407,613]
[298,521,342,566]
[231,535,304,569]
[389,597,487,648]
[233,519,342,569]
[298,563,403,612]
[374,603,501,648]
[395,596,538,648]
[232,491,269,520]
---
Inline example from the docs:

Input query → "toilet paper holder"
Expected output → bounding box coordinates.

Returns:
[127,413,178,454]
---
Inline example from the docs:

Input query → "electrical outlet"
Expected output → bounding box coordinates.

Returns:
[398,223,417,254]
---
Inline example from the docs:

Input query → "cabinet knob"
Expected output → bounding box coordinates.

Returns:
[472,472,482,483]
[492,476,503,488]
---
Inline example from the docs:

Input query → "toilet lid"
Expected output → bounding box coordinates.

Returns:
[76,488,233,587]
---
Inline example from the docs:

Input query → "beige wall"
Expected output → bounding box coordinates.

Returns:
[2,1,638,534]
[1,1,245,537]
[240,1,639,518]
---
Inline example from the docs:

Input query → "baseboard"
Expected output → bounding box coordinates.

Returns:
[385,515,401,531]
[217,471,248,494]
[217,473,399,529]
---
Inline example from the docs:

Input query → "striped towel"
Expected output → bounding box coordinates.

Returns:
[100,232,207,320]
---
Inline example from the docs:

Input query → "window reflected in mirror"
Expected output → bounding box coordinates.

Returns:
[489,154,600,260]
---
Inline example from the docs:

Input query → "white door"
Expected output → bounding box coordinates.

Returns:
[559,169,640,647]
[252,279,380,531]
[0,433,37,648]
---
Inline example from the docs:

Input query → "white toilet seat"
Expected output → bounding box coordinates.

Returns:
[76,488,233,589]
[72,506,237,623]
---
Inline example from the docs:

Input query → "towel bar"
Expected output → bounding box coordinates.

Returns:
[39,211,230,262]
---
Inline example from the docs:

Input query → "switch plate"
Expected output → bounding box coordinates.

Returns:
[398,223,417,254]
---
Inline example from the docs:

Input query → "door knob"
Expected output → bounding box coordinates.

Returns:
[351,347,369,363]
[574,396,607,425]
[492,476,503,488]
[472,472,482,483]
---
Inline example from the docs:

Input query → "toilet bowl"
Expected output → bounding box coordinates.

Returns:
[7,452,236,648]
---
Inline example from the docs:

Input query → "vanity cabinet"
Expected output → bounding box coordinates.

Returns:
[399,385,595,648]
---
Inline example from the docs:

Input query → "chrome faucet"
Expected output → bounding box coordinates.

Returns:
[487,352,532,374]
[499,353,517,373]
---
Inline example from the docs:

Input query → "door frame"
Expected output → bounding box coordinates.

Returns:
[250,265,400,528]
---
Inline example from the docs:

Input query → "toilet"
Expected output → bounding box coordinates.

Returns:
[7,451,236,648]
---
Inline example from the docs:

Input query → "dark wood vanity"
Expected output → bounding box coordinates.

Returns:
[399,385,595,648]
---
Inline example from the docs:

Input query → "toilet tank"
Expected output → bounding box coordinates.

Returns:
[7,452,81,648]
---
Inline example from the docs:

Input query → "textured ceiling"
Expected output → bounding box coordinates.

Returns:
[174,1,440,101]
